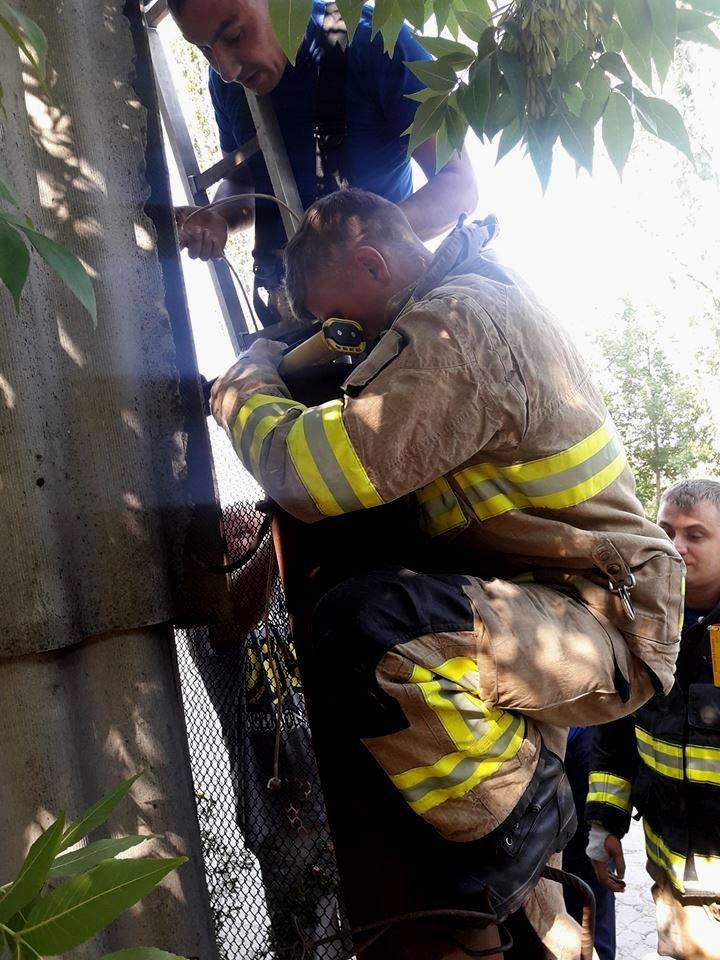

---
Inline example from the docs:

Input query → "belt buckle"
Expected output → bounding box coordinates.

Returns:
[609,572,637,621]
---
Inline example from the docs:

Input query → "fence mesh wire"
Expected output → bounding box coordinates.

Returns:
[175,421,348,960]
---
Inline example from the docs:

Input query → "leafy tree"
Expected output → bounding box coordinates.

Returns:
[269,0,719,188]
[597,302,720,516]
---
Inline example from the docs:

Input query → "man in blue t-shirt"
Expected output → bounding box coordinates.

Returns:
[168,0,477,321]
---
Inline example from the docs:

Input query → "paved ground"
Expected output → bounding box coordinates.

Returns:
[614,818,661,959]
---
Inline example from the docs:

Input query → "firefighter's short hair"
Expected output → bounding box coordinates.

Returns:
[284,188,420,321]
[661,478,720,512]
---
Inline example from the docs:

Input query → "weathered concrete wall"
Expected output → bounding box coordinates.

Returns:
[0,1,225,956]
[0,0,227,657]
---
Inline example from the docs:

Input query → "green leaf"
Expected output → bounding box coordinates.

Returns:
[445,92,469,153]
[602,90,634,176]
[683,0,720,12]
[432,0,451,33]
[337,0,365,41]
[496,117,524,162]
[602,19,625,52]
[404,56,457,91]
[18,857,187,956]
[405,93,448,153]
[0,219,29,313]
[680,24,720,47]
[2,2,47,78]
[597,51,633,85]
[267,0,313,65]
[372,0,396,38]
[563,85,584,116]
[101,951,186,960]
[455,8,490,43]
[527,117,559,192]
[417,35,476,70]
[460,54,492,139]
[398,0,424,30]
[17,224,97,322]
[635,94,694,162]
[377,0,406,55]
[558,29,585,65]
[617,82,658,134]
[435,116,455,172]
[49,837,158,879]
[677,8,718,31]
[60,775,141,852]
[558,110,594,173]
[484,91,515,139]
[0,817,65,924]
[615,0,653,86]
[565,50,591,86]
[580,66,612,126]
[497,49,526,121]
[648,0,677,84]
[0,171,19,206]
[405,86,446,102]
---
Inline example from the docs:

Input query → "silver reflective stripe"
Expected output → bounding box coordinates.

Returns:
[635,728,684,780]
[423,490,459,520]
[587,773,631,811]
[399,715,524,805]
[465,432,623,505]
[238,399,297,470]
[685,746,720,785]
[433,676,492,743]
[300,406,365,513]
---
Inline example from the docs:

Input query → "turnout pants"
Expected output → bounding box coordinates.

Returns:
[312,566,653,845]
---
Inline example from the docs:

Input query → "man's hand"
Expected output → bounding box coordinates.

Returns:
[210,339,287,436]
[175,206,229,261]
[591,832,627,893]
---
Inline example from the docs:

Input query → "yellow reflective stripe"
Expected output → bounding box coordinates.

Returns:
[231,393,304,482]
[392,712,526,815]
[319,400,383,509]
[415,478,466,537]
[635,726,684,781]
[686,743,720,786]
[644,821,686,891]
[286,400,383,517]
[587,772,632,812]
[454,415,625,522]
[409,658,497,754]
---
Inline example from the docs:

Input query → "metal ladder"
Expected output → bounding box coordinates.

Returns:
[142,0,304,352]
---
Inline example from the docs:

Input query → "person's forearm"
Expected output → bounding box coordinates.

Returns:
[212,174,255,231]
[400,145,478,241]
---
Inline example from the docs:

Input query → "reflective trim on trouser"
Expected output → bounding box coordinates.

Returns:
[636,726,684,780]
[313,567,649,843]
[645,821,720,896]
[587,771,632,812]
[686,743,720,786]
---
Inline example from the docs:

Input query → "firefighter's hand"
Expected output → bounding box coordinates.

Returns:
[210,339,287,436]
[175,206,228,261]
[590,830,626,894]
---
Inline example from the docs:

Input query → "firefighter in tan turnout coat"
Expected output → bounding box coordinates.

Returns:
[211,189,683,952]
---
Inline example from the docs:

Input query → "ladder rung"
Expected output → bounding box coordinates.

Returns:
[189,138,260,198]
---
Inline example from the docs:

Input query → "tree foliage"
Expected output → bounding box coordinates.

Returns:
[0,775,186,960]
[597,303,720,517]
[270,0,719,189]
[0,2,96,319]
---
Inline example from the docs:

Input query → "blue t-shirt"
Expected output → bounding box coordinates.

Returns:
[209,2,431,253]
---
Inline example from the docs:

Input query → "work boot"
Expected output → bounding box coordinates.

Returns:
[446,743,577,924]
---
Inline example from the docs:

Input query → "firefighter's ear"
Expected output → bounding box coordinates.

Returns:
[354,245,391,285]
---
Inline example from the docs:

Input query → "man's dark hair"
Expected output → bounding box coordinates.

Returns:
[167,0,185,14]
[284,188,421,321]
[661,478,720,512]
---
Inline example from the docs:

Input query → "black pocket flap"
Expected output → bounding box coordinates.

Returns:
[688,683,720,731]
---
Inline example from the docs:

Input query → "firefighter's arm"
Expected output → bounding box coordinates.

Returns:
[211,298,515,523]
[585,716,638,893]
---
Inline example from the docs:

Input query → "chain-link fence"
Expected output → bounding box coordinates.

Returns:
[175,422,348,960]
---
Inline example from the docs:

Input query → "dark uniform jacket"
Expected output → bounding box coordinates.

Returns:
[586,600,720,897]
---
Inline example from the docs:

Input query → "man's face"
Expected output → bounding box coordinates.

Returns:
[173,0,286,94]
[658,499,720,607]
[303,251,394,337]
